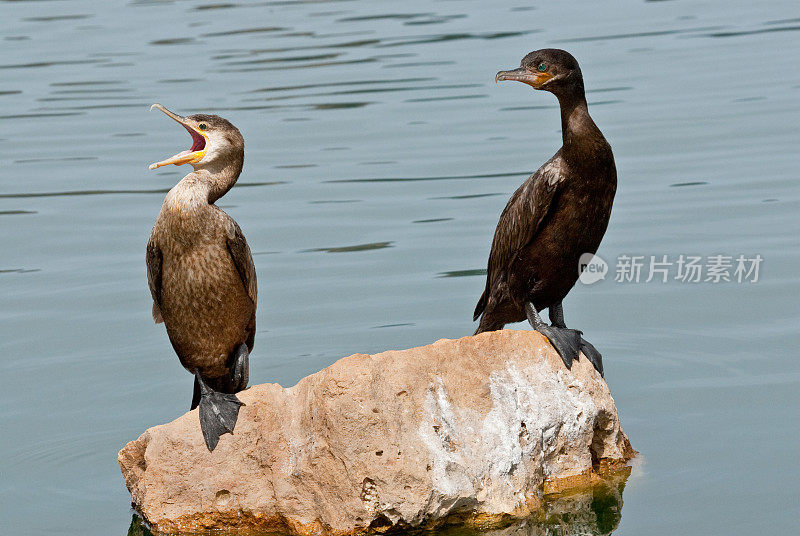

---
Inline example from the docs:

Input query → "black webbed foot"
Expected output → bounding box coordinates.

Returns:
[230,343,250,392]
[579,337,604,377]
[536,324,583,370]
[194,372,244,451]
[525,302,582,369]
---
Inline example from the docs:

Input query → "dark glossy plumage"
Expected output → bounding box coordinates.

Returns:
[475,49,616,336]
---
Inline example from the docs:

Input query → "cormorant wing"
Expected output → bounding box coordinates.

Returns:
[146,237,164,324]
[474,159,563,320]
[224,219,258,308]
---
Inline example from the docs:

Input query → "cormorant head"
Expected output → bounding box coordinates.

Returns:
[148,104,244,172]
[495,49,584,97]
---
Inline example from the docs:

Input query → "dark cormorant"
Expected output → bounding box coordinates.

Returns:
[473,49,616,376]
[146,104,256,450]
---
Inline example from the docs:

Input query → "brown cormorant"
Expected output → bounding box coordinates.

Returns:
[146,104,256,450]
[473,49,616,376]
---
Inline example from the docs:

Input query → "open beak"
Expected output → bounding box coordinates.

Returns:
[495,67,553,89]
[148,103,207,170]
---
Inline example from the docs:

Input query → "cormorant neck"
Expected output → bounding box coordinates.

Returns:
[195,154,243,204]
[553,77,601,155]
[557,90,589,143]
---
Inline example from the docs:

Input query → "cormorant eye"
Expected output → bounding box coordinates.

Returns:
[198,123,207,131]
[537,63,548,72]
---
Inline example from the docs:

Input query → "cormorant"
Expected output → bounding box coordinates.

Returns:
[473,49,616,376]
[146,104,256,450]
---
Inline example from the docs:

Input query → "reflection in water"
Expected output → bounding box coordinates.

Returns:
[440,470,630,536]
[125,470,629,536]
[127,516,152,536]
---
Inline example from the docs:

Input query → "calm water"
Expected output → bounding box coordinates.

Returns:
[1,1,798,534]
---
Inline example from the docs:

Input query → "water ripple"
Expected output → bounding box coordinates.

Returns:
[0,182,283,199]
[670,181,709,188]
[413,218,453,224]
[0,59,104,70]
[303,241,394,253]
[500,99,621,112]
[14,156,98,164]
[194,3,239,10]
[406,94,486,102]
[247,77,434,94]
[698,25,800,38]
[218,57,377,72]
[378,30,536,48]
[149,37,198,46]
[244,83,482,102]
[437,269,487,278]
[0,112,86,119]
[430,193,504,200]
[554,26,727,42]
[50,80,124,87]
[202,27,286,37]
[23,15,91,22]
[326,171,527,183]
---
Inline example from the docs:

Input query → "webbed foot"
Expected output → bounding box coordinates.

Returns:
[195,372,244,451]
[580,337,604,377]
[525,302,582,369]
[536,324,583,369]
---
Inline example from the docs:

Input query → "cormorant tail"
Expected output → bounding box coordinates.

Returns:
[474,314,506,335]
[473,289,488,322]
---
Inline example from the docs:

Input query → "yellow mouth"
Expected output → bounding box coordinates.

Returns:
[148,103,208,170]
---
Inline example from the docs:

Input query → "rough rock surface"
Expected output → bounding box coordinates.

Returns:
[119,330,635,534]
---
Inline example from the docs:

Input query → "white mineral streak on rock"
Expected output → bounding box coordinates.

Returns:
[418,356,601,520]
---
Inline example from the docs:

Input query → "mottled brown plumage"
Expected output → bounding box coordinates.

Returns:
[474,50,616,374]
[145,104,255,450]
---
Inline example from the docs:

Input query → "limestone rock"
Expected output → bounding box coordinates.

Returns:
[119,330,635,534]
